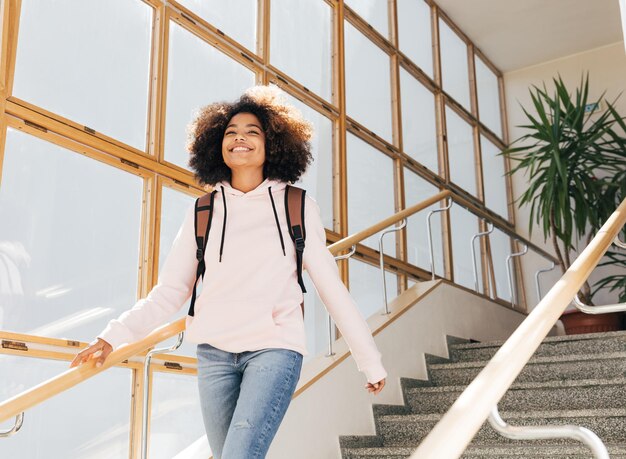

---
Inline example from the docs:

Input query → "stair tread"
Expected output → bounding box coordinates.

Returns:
[405,376,626,394]
[451,330,626,350]
[343,444,626,455]
[429,351,626,370]
[379,407,626,423]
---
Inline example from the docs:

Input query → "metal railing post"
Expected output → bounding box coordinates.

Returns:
[506,242,528,308]
[427,198,452,280]
[328,245,357,357]
[471,222,494,295]
[378,219,406,314]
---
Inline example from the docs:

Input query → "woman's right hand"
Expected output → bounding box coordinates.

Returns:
[69,338,113,369]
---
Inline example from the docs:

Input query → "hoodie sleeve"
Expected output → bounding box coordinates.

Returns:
[96,203,197,351]
[302,195,387,384]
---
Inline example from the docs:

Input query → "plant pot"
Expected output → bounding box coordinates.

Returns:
[560,310,623,335]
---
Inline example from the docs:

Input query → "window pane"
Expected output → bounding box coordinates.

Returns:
[158,186,196,357]
[397,0,433,77]
[349,258,398,319]
[302,269,333,362]
[0,128,142,341]
[449,205,482,292]
[282,93,334,230]
[481,136,508,219]
[475,56,502,138]
[176,0,257,51]
[489,228,513,302]
[344,22,393,142]
[150,370,208,458]
[13,0,152,151]
[346,133,396,257]
[404,169,444,276]
[439,19,470,110]
[270,0,332,100]
[400,68,438,173]
[164,21,256,170]
[446,106,476,196]
[0,355,131,457]
[345,0,389,38]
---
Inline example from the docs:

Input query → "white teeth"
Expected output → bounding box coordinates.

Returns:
[232,147,251,152]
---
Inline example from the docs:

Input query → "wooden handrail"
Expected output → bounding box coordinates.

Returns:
[0,190,453,423]
[0,319,185,423]
[411,197,626,458]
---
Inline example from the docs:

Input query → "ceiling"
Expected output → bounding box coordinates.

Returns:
[433,0,624,73]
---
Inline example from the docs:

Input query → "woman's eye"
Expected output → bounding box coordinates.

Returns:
[248,131,259,135]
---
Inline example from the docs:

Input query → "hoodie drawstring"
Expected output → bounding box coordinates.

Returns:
[268,186,286,256]
[219,185,227,262]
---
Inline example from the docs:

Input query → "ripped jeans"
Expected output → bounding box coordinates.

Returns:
[196,343,303,459]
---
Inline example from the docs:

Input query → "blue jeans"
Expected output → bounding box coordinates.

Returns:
[196,343,303,459]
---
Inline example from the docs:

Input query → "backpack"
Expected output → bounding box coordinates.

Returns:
[187,185,308,319]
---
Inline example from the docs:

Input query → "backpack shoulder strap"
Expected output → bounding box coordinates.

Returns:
[188,190,217,317]
[285,185,307,318]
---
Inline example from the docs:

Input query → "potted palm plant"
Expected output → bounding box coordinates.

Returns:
[501,74,626,334]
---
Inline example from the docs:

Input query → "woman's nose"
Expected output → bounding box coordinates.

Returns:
[234,132,246,141]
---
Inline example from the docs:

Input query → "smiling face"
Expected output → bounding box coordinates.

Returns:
[221,112,266,175]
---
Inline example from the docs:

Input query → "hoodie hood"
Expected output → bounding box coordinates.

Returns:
[216,177,287,197]
[212,178,289,263]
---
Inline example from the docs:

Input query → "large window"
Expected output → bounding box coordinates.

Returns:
[439,19,470,110]
[12,0,152,151]
[345,0,389,39]
[163,21,255,171]
[0,129,143,342]
[270,0,332,101]
[397,0,433,77]
[344,21,393,142]
[346,133,396,257]
[400,68,438,173]
[446,106,477,196]
[475,56,503,138]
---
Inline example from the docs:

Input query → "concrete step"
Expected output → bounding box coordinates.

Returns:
[342,444,626,459]
[428,352,626,386]
[377,408,626,446]
[406,378,626,414]
[449,330,626,363]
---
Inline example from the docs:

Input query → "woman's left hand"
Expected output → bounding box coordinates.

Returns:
[365,378,386,395]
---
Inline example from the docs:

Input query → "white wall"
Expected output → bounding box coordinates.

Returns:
[503,41,626,310]
[267,281,526,458]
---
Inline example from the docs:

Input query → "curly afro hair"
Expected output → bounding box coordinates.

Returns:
[186,85,314,187]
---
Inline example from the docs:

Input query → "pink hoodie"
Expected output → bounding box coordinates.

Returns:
[97,178,387,383]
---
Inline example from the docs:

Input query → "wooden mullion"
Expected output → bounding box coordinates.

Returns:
[346,116,398,158]
[257,0,268,77]
[479,122,507,150]
[1,0,20,99]
[343,3,395,56]
[168,7,261,75]
[266,64,339,112]
[398,53,437,93]
[167,0,260,63]
[5,101,205,189]
[431,2,442,88]
[129,367,145,459]
[149,2,167,162]
[138,176,156,300]
[437,8,471,46]
[474,45,503,79]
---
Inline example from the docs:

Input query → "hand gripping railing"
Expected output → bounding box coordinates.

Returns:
[488,405,609,459]
[427,198,453,280]
[470,222,494,295]
[379,219,407,314]
[141,332,185,459]
[411,197,626,459]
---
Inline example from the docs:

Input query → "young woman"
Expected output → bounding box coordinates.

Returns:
[70,85,387,458]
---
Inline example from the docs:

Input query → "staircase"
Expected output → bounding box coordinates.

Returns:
[340,331,626,458]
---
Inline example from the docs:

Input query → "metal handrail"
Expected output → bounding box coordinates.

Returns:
[0,413,23,438]
[427,198,453,280]
[615,235,626,249]
[506,242,528,308]
[471,222,494,295]
[327,245,357,357]
[488,405,609,459]
[379,219,407,314]
[411,198,626,459]
[534,261,556,302]
[141,332,185,459]
[572,295,626,314]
